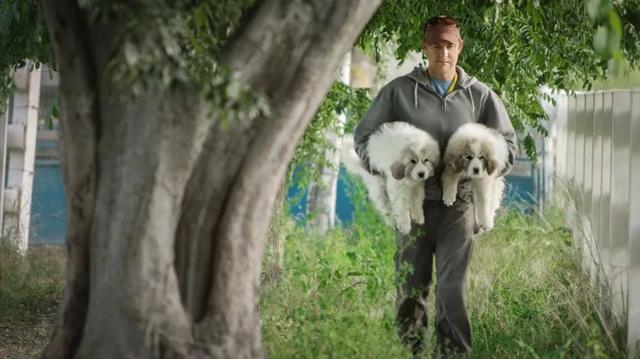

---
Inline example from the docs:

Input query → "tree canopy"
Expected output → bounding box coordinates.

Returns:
[359,0,640,158]
[0,0,52,112]
[2,0,639,166]
[293,0,640,175]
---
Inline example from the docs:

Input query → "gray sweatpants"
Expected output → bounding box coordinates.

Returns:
[395,193,475,355]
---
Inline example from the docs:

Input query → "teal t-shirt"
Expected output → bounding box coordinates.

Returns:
[431,78,453,96]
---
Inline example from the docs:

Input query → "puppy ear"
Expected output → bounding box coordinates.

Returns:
[452,155,466,173]
[484,157,499,175]
[404,162,417,178]
[390,160,406,180]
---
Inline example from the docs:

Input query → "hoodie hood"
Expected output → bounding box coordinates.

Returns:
[405,64,477,89]
[405,65,478,109]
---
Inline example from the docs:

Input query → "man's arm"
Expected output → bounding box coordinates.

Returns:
[353,85,395,174]
[479,89,518,176]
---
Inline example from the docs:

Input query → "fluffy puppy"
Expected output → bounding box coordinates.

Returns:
[341,122,440,234]
[441,122,509,232]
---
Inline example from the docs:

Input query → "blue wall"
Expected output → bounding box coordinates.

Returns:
[287,163,538,225]
[30,160,66,244]
[28,160,538,244]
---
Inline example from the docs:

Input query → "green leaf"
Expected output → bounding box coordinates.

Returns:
[593,25,609,56]
[607,9,622,34]
[587,0,611,21]
[523,133,537,161]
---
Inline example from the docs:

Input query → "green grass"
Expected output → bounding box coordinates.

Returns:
[0,242,65,358]
[260,195,627,358]
[0,195,627,358]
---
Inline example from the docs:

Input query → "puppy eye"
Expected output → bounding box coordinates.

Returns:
[479,156,484,159]
[466,155,473,160]
[423,159,429,163]
[410,159,417,164]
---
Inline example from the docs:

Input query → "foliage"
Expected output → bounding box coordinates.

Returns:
[359,0,640,157]
[3,1,640,164]
[0,189,629,357]
[588,0,640,76]
[288,82,372,190]
[0,243,65,356]
[94,1,269,124]
[0,1,270,125]
[0,0,53,113]
[260,187,628,358]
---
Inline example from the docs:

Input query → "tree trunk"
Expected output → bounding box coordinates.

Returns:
[41,0,381,358]
[263,181,287,283]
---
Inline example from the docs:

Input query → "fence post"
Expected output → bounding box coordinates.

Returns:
[609,91,632,323]
[591,92,604,266]
[599,92,614,280]
[0,98,8,235]
[567,95,577,183]
[583,94,597,284]
[627,88,640,359]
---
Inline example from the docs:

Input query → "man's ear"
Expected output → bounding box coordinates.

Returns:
[458,39,464,52]
[390,160,406,180]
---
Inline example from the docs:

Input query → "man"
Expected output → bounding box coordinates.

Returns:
[353,15,517,356]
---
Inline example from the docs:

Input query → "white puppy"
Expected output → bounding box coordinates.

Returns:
[341,122,440,234]
[441,123,509,232]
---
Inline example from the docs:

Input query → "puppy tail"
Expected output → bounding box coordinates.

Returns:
[340,135,389,218]
[340,135,370,179]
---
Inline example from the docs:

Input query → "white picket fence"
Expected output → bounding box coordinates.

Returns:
[548,88,640,358]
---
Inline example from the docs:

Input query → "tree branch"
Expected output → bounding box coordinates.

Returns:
[176,0,381,354]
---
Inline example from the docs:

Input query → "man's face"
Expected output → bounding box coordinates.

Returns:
[423,40,462,74]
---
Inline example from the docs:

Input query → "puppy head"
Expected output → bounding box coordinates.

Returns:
[460,141,486,178]
[447,141,475,175]
[390,146,436,181]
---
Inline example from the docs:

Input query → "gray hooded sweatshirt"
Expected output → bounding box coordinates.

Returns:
[354,65,517,200]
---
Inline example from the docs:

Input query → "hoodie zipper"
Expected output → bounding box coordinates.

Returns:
[420,84,450,145]
[440,95,446,143]
[440,91,456,142]
[408,67,473,145]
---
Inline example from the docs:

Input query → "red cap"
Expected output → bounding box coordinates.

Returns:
[424,24,461,45]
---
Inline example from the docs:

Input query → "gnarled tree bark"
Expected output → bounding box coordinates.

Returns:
[42,0,381,358]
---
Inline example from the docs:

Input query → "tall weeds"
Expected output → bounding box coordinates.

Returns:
[0,182,627,358]
[0,242,64,357]
[260,184,627,358]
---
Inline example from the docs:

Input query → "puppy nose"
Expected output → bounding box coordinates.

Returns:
[418,171,425,178]
[473,168,479,174]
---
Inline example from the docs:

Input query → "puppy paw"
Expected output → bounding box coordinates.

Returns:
[396,220,412,234]
[473,222,484,235]
[414,212,425,225]
[484,220,494,231]
[477,219,494,232]
[442,191,456,206]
